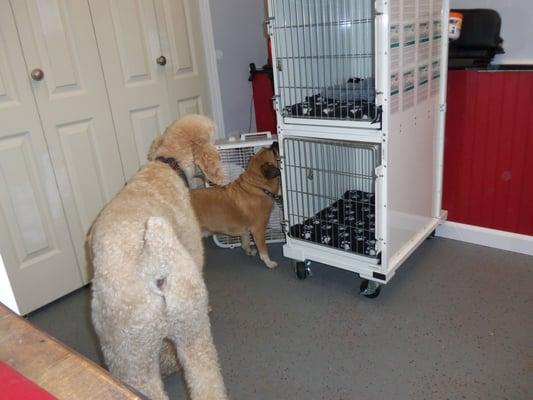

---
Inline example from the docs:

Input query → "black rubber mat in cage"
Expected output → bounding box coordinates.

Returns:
[289,189,378,257]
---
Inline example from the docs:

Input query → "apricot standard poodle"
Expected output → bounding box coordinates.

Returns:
[89,115,228,400]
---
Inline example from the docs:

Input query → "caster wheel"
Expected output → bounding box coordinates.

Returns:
[294,261,311,280]
[360,279,381,298]
[426,229,436,240]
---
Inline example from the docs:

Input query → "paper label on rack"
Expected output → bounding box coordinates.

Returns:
[403,70,415,110]
[431,20,442,59]
[391,72,400,114]
[418,21,430,62]
[419,22,430,43]
[418,65,429,102]
[403,24,416,46]
[433,20,442,40]
[391,24,401,71]
[390,24,400,48]
[431,61,441,96]
[403,24,416,66]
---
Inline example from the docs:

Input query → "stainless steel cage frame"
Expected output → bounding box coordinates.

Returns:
[283,137,380,258]
[269,0,376,122]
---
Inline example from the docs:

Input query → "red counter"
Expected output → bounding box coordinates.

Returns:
[442,69,533,236]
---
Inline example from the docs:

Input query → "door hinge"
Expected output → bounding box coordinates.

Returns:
[439,103,447,112]
[265,17,275,36]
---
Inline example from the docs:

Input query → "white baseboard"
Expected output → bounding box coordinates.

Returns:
[436,221,533,256]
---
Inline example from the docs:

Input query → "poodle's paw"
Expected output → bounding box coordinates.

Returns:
[264,259,278,269]
[244,248,257,256]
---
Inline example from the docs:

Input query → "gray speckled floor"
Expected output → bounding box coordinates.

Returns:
[28,238,532,400]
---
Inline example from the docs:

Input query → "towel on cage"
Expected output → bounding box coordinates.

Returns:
[286,96,376,120]
[284,77,376,120]
[289,189,378,257]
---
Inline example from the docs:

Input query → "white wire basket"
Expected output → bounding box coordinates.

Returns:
[211,132,285,249]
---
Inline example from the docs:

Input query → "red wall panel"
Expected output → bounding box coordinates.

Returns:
[442,70,533,236]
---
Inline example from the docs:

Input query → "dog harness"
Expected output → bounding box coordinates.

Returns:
[155,156,189,188]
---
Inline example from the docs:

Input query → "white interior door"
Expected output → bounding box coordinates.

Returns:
[0,2,82,315]
[88,0,173,179]
[155,0,212,118]
[10,0,126,282]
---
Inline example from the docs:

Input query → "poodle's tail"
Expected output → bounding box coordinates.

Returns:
[141,216,207,309]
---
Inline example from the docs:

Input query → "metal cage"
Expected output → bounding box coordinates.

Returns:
[283,137,380,258]
[269,0,376,122]
[212,135,285,248]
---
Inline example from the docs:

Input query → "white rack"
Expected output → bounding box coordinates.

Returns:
[269,0,450,294]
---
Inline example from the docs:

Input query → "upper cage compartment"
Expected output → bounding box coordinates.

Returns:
[269,0,376,123]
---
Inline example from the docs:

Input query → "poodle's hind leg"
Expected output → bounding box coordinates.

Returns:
[171,312,227,400]
[159,338,179,377]
[102,334,168,400]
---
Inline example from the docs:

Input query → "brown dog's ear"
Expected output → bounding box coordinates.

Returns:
[270,141,279,156]
[192,142,225,185]
[261,162,281,179]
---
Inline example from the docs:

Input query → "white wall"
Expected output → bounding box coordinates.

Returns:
[450,0,533,64]
[209,0,268,137]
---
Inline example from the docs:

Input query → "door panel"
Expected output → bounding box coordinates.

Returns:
[0,2,82,314]
[89,0,172,178]
[178,97,202,116]
[156,0,211,117]
[11,0,125,281]
[130,106,164,163]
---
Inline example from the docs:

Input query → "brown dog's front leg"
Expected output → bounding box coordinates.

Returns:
[251,225,278,269]
[240,232,257,256]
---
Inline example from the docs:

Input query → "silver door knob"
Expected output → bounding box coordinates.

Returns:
[31,68,44,81]
[156,56,167,66]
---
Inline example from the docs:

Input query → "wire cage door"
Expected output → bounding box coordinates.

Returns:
[212,137,285,248]
[283,137,380,258]
[269,0,376,122]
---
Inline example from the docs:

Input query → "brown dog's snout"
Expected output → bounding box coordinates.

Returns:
[261,162,281,179]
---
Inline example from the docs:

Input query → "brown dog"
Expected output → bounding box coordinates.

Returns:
[190,142,281,268]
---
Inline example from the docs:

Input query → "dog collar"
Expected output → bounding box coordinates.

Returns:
[262,188,282,203]
[155,156,189,187]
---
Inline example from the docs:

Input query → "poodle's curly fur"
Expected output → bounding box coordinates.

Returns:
[89,115,228,400]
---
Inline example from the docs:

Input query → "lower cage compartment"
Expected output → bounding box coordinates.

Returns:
[290,189,377,257]
[283,136,381,259]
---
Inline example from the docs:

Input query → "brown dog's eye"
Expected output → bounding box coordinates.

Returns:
[261,162,281,179]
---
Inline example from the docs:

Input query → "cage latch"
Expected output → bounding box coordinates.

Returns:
[371,105,383,126]
[272,95,281,112]
[265,17,274,36]
[281,220,289,234]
